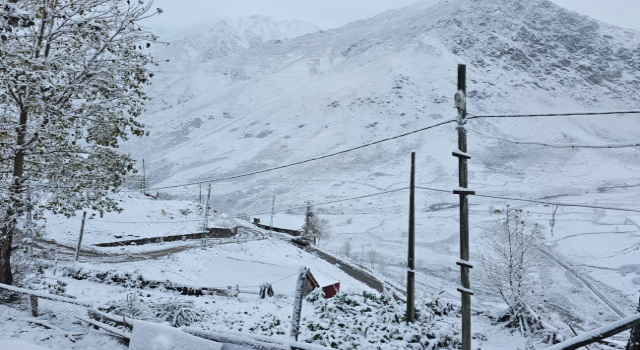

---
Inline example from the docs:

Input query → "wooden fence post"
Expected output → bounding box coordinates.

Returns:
[290,267,307,341]
[30,295,38,317]
[75,211,87,262]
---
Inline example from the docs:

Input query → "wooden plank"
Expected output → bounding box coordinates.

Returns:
[75,315,131,339]
[452,150,471,159]
[0,283,95,307]
[545,314,640,350]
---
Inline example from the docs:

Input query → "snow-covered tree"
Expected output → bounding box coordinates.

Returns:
[0,0,161,285]
[367,249,380,270]
[339,239,352,258]
[480,206,549,337]
[301,203,331,246]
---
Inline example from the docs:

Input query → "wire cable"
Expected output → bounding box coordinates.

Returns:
[468,109,640,119]
[416,186,640,214]
[135,119,456,192]
[91,187,409,224]
[467,128,640,149]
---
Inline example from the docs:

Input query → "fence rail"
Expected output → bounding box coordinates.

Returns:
[0,282,104,334]
[544,314,640,350]
[0,283,332,349]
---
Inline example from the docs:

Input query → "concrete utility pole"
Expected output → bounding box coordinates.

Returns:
[75,211,87,262]
[407,152,416,323]
[269,195,275,237]
[202,184,212,248]
[453,64,475,350]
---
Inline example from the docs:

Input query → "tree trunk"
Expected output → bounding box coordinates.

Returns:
[628,296,640,350]
[0,109,28,285]
[0,220,15,285]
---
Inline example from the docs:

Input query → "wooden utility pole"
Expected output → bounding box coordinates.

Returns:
[142,159,146,194]
[199,183,202,204]
[202,184,212,248]
[75,211,87,262]
[453,64,474,350]
[407,152,416,323]
[269,195,275,237]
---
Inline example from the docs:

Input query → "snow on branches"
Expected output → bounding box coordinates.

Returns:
[0,0,162,284]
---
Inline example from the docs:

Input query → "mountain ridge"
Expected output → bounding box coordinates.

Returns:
[131,0,640,213]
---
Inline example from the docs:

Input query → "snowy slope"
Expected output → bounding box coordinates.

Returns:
[130,0,640,211]
[118,0,640,338]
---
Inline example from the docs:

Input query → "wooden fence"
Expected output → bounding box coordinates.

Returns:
[254,222,302,236]
[94,227,237,247]
[544,314,640,350]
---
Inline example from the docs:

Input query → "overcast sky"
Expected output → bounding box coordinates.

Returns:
[145,0,640,32]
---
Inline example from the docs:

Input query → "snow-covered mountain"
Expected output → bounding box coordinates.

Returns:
[146,15,320,112]
[122,0,640,335]
[134,0,640,203]
[152,15,320,71]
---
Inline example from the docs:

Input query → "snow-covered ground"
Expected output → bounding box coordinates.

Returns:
[5,0,640,348]
[253,214,304,230]
[40,194,241,247]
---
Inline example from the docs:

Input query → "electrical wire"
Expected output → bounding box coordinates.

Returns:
[467,128,640,149]
[132,119,456,192]
[90,187,409,224]
[468,109,640,119]
[269,272,300,285]
[416,186,640,214]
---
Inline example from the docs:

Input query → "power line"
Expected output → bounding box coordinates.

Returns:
[468,109,640,119]
[467,128,640,149]
[91,187,409,224]
[135,119,456,192]
[132,110,640,192]
[416,185,640,214]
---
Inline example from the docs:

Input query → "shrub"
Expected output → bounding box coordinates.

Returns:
[152,298,205,327]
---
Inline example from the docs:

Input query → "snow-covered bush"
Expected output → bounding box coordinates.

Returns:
[151,298,205,327]
[107,294,206,327]
[237,213,252,222]
[108,293,150,320]
[301,290,465,349]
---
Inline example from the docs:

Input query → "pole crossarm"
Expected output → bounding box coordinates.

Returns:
[544,314,640,350]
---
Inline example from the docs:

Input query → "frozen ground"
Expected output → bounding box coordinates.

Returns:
[253,214,304,230]
[5,0,640,348]
[0,305,126,350]
[38,194,241,247]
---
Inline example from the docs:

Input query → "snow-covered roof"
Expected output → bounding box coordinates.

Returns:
[253,214,304,231]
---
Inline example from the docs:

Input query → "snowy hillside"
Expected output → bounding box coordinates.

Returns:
[131,0,640,204]
[114,0,640,345]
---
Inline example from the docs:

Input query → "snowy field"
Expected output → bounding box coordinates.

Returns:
[39,194,241,247]
[4,0,640,348]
